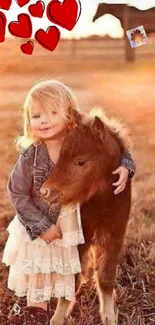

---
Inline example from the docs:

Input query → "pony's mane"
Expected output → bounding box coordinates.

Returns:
[82,106,134,150]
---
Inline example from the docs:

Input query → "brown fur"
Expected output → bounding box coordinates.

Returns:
[41,109,132,324]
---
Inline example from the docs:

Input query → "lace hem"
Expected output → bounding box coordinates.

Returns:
[11,257,82,275]
[9,282,75,302]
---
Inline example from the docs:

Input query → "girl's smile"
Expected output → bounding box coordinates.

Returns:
[38,127,52,131]
[29,101,67,140]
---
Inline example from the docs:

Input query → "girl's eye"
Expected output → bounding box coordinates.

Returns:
[33,114,40,119]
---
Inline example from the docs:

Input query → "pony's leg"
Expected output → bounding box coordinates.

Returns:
[50,297,70,325]
[64,295,77,319]
[65,242,91,319]
[93,241,122,325]
[64,273,85,319]
[96,276,117,325]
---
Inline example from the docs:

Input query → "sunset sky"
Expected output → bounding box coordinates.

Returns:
[2,0,155,39]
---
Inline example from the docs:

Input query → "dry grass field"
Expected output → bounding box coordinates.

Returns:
[0,38,155,325]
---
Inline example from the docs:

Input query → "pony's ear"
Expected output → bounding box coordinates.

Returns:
[91,116,106,142]
[73,110,83,126]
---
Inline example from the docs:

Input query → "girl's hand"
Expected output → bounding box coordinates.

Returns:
[40,224,62,244]
[112,166,129,195]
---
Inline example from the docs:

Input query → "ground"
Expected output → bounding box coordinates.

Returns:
[0,51,155,325]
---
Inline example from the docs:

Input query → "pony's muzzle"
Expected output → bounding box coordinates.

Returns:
[40,188,50,199]
[40,186,62,204]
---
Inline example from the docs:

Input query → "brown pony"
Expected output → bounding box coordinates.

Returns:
[40,109,132,325]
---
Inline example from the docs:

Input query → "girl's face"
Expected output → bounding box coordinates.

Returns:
[29,100,67,140]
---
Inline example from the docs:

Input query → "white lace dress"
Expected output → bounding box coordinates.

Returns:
[2,202,85,303]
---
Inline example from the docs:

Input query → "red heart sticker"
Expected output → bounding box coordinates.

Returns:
[0,11,6,42]
[16,0,30,7]
[8,13,32,38]
[0,0,12,10]
[28,1,45,18]
[35,26,60,51]
[21,40,34,55]
[46,0,81,31]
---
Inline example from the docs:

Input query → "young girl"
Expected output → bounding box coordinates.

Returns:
[2,79,136,325]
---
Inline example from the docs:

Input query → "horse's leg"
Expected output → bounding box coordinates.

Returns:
[65,242,91,318]
[50,242,91,324]
[50,273,86,325]
[93,238,123,325]
[64,273,85,319]
[50,297,70,325]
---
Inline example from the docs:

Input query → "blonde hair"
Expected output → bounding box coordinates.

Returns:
[15,79,83,151]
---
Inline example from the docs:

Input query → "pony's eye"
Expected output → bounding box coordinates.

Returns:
[75,160,86,166]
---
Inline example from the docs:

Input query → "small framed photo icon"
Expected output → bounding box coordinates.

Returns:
[126,25,148,48]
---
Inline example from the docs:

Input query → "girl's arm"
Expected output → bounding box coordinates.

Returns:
[121,149,136,178]
[7,154,54,241]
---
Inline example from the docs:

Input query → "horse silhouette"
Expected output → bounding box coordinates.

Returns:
[93,4,155,34]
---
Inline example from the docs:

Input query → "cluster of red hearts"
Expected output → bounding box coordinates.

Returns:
[0,0,81,55]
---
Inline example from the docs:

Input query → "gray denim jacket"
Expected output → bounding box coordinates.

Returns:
[7,141,136,241]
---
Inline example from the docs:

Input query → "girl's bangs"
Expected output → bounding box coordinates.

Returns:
[41,96,68,123]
